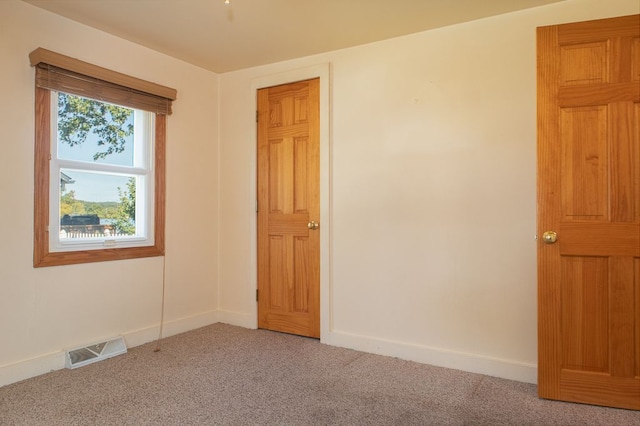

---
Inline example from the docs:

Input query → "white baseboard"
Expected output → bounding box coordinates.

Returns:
[217,310,255,329]
[322,329,537,384]
[0,351,66,388]
[1,314,536,388]
[123,309,219,347]
[0,309,219,388]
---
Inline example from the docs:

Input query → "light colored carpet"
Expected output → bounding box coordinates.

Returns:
[0,323,638,425]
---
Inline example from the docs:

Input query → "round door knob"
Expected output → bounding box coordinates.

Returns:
[307,221,319,230]
[542,231,557,244]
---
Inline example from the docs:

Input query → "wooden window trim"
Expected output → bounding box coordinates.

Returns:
[31,48,174,267]
[33,92,167,268]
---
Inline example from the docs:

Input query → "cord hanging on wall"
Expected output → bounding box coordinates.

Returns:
[153,254,167,352]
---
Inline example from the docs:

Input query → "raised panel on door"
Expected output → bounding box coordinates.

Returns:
[560,256,609,373]
[559,106,608,220]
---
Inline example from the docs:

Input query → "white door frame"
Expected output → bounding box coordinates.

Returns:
[249,63,332,340]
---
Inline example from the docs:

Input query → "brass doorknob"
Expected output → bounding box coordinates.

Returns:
[542,231,557,244]
[307,221,319,230]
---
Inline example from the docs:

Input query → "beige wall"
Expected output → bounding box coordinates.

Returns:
[217,0,639,383]
[0,0,219,385]
[1,0,638,387]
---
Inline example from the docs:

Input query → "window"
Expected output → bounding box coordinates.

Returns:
[30,48,176,267]
[53,93,153,250]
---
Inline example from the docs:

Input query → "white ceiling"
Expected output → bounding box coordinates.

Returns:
[22,0,565,73]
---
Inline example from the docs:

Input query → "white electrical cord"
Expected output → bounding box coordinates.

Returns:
[154,254,167,352]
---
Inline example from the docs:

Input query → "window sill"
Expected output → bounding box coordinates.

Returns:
[34,244,164,268]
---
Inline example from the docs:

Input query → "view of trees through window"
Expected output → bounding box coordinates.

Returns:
[57,93,139,238]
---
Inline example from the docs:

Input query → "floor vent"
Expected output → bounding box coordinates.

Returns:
[65,336,127,369]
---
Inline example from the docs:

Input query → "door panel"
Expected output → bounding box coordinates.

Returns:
[560,106,608,219]
[560,256,609,373]
[537,14,640,410]
[257,79,320,338]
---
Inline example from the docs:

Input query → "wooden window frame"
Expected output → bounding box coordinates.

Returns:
[31,49,174,267]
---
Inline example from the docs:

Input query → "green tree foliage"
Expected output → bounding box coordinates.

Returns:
[60,190,85,216]
[60,191,120,220]
[112,178,136,235]
[57,93,134,160]
[83,201,119,219]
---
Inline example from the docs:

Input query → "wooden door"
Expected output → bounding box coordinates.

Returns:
[257,78,320,338]
[537,14,640,410]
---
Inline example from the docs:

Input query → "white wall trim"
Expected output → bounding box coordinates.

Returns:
[0,309,219,387]
[2,314,536,387]
[248,63,333,337]
[323,329,538,384]
[218,310,255,329]
[124,309,219,347]
[0,351,66,388]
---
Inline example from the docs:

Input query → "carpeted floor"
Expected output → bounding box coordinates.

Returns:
[0,323,638,425]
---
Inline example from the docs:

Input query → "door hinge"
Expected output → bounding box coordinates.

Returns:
[256,110,259,122]
[256,289,259,302]
[255,200,258,212]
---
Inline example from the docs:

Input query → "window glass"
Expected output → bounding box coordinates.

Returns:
[58,170,139,239]
[56,93,135,167]
[50,92,154,252]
